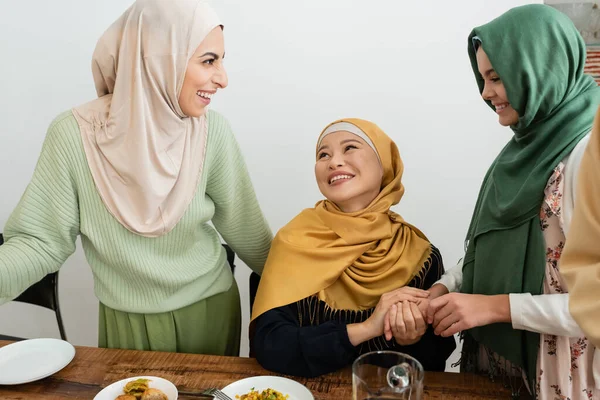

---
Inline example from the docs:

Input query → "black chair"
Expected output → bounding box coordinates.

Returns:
[221,244,261,313]
[222,243,236,274]
[0,233,67,341]
[249,272,260,313]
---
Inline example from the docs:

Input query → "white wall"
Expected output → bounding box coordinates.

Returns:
[0,0,540,367]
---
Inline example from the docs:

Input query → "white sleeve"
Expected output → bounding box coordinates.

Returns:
[509,293,584,337]
[434,257,463,293]
[511,293,600,389]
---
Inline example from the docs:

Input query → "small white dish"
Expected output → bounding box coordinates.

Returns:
[93,376,178,400]
[222,376,314,400]
[0,338,76,385]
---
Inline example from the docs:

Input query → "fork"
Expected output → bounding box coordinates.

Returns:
[202,388,234,400]
[177,388,233,400]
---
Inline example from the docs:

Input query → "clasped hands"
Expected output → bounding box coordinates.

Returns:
[362,284,501,346]
[360,286,430,346]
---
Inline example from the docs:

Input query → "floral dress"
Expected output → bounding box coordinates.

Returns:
[537,162,598,400]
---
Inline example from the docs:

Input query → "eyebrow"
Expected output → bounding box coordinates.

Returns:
[481,68,496,78]
[198,52,222,59]
[340,139,362,145]
[317,144,329,153]
[317,138,362,153]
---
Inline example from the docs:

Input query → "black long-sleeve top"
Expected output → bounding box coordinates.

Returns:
[252,245,456,378]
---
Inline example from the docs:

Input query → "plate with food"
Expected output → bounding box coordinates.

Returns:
[0,338,76,385]
[93,376,177,400]
[221,376,313,400]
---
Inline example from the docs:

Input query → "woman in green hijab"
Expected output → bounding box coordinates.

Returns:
[425,4,600,398]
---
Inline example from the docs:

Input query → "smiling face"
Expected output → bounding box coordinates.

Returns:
[476,47,519,127]
[315,130,383,213]
[178,27,228,118]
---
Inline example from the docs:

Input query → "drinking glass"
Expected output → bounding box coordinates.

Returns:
[352,351,424,400]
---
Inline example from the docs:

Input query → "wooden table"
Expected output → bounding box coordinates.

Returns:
[0,340,526,399]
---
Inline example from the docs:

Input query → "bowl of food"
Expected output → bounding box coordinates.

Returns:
[94,376,177,400]
[222,376,313,400]
[234,387,289,399]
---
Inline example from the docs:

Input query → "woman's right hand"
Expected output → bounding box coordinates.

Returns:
[388,301,427,345]
[362,287,429,340]
[348,287,429,346]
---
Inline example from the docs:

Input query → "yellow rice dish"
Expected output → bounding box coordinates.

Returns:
[235,388,289,400]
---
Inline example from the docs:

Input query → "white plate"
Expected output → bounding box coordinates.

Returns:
[93,376,178,400]
[222,376,314,400]
[0,338,76,385]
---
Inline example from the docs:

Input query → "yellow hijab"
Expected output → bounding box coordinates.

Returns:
[251,118,432,321]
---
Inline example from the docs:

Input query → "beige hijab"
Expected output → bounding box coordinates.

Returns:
[72,0,221,237]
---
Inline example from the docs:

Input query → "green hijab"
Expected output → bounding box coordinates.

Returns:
[461,3,600,390]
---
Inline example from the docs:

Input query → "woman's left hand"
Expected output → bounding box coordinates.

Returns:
[388,301,427,345]
[427,293,511,337]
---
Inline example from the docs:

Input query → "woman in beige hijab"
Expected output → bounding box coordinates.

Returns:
[0,0,272,356]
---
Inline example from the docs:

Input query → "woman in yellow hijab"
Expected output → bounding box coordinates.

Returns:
[251,118,456,377]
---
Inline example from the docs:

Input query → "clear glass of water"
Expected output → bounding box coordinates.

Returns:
[352,351,424,400]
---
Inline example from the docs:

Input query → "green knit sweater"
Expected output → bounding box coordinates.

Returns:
[0,110,272,313]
